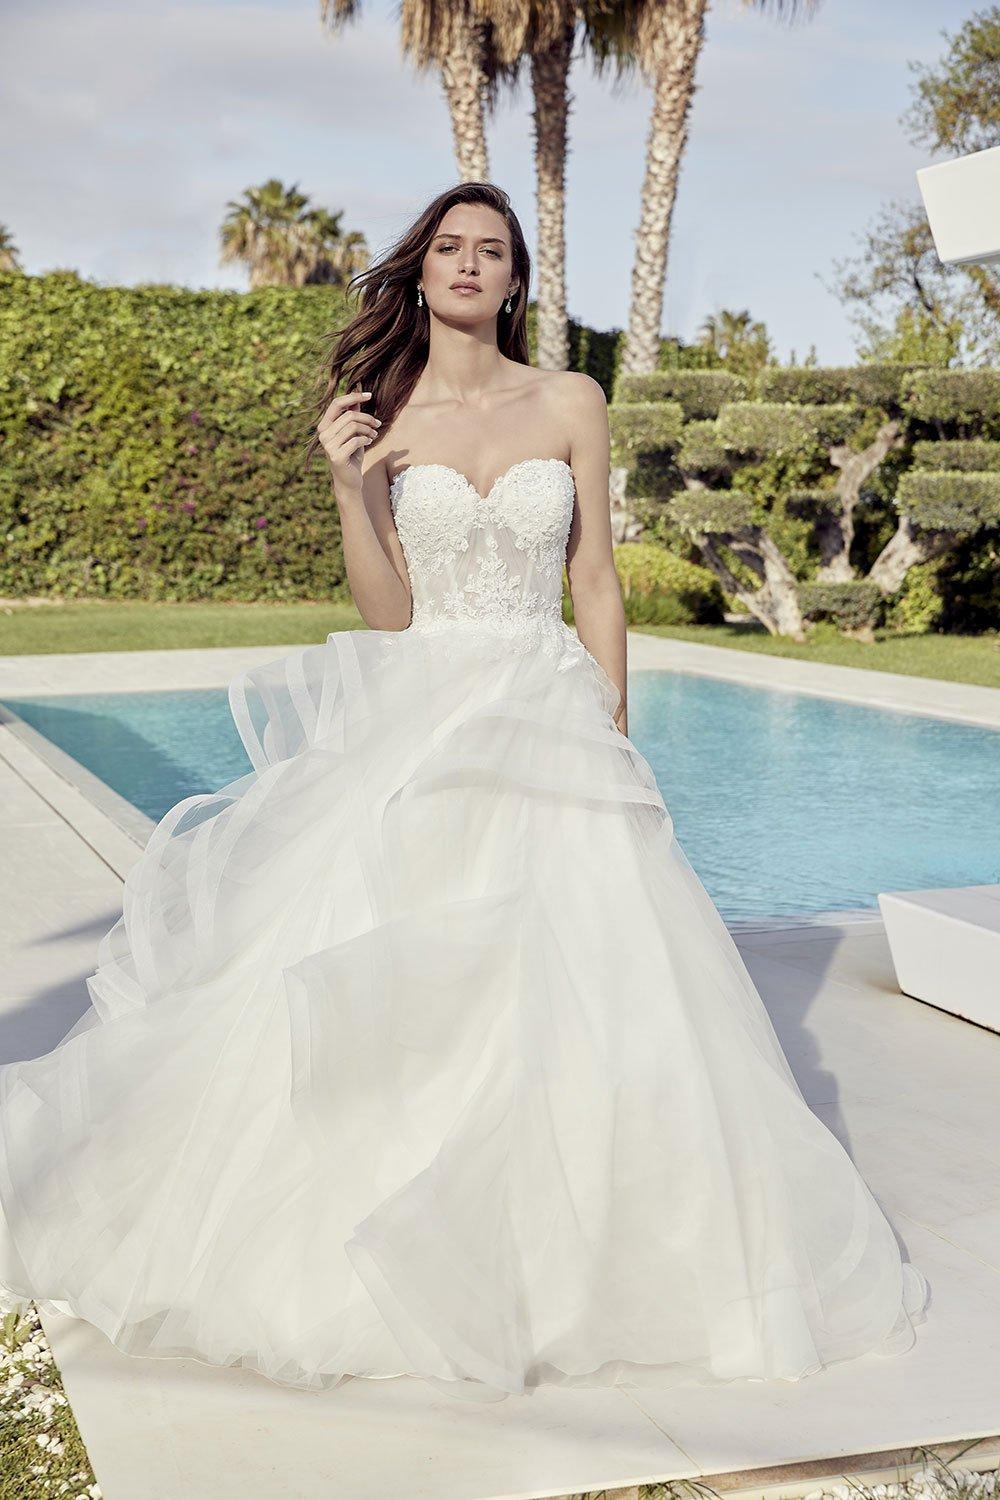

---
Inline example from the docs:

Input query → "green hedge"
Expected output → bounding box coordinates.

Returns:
[0,271,356,600]
[5,271,997,631]
[0,271,618,602]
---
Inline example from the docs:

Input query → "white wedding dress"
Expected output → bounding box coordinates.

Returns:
[0,456,929,1402]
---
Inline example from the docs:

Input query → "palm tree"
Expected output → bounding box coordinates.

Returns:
[322,0,519,183]
[0,224,22,273]
[320,2,640,370]
[472,0,585,369]
[324,0,583,368]
[320,0,816,374]
[219,179,368,288]
[301,210,370,285]
[463,1,648,370]
[612,0,821,377]
[697,307,773,372]
[220,179,315,287]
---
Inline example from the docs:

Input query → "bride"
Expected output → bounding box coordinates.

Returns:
[0,182,928,1403]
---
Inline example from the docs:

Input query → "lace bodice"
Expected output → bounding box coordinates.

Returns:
[386,457,585,666]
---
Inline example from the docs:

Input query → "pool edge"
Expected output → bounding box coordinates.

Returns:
[0,701,154,878]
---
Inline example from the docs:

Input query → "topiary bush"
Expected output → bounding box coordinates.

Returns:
[799,579,884,634]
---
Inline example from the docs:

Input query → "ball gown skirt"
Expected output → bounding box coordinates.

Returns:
[0,458,929,1403]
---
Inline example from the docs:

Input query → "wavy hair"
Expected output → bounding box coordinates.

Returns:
[302,181,532,469]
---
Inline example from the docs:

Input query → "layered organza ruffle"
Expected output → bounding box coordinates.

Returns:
[0,620,928,1401]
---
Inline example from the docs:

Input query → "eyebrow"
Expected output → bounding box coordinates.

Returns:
[432,233,506,245]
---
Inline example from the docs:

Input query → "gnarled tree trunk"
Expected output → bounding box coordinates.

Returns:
[817,421,903,582]
[869,516,954,594]
[697,528,805,640]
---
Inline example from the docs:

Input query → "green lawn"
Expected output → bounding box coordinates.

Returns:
[0,599,998,690]
[635,620,1000,689]
[0,599,365,655]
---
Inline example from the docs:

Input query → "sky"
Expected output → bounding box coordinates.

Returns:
[0,0,966,364]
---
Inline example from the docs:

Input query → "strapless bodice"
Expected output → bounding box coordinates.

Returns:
[388,457,583,664]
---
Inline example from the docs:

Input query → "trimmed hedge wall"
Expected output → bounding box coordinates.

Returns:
[0,271,618,602]
[4,271,997,631]
[0,272,352,600]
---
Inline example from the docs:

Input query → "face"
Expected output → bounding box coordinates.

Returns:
[420,203,518,319]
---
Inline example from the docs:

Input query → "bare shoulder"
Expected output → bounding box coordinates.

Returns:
[540,368,607,414]
[532,371,608,462]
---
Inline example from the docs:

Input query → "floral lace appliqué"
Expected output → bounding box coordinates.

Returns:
[389,466,476,579]
[477,463,574,581]
[389,458,573,584]
[441,538,542,622]
[381,457,582,668]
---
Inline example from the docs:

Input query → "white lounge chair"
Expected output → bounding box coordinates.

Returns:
[878,884,1000,1033]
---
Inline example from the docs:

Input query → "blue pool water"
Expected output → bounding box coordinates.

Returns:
[4,670,998,922]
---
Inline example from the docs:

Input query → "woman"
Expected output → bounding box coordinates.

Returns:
[0,182,928,1403]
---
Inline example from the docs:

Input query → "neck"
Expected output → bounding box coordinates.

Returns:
[417,316,506,407]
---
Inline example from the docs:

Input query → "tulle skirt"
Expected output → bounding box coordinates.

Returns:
[0,619,929,1402]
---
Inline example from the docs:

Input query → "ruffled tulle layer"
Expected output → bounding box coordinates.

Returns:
[0,620,928,1401]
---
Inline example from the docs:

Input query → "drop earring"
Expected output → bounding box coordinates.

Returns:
[505,294,513,313]
[416,285,423,307]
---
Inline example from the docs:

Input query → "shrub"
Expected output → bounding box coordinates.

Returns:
[884,561,946,634]
[799,579,884,633]
[611,541,725,625]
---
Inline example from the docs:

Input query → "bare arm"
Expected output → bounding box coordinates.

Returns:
[317,391,412,631]
[562,373,628,736]
[336,461,412,631]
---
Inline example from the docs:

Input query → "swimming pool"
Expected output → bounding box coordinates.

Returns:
[3,670,998,923]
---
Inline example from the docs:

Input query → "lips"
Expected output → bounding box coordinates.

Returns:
[451,283,480,293]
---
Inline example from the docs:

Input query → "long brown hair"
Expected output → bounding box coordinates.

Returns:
[302,181,532,468]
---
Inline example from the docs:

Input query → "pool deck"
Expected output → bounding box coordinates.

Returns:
[2,634,1000,1499]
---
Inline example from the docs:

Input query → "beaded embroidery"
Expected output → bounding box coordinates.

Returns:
[381,458,583,669]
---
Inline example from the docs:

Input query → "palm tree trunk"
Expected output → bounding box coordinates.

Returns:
[531,21,575,370]
[621,0,708,376]
[439,4,490,180]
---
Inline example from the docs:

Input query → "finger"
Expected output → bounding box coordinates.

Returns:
[322,426,376,460]
[319,411,380,442]
[318,389,373,430]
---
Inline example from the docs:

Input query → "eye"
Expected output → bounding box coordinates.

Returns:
[435,245,503,257]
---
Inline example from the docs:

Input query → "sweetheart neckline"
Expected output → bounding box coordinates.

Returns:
[389,456,573,506]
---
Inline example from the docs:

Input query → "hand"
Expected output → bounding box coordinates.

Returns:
[317,388,381,496]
